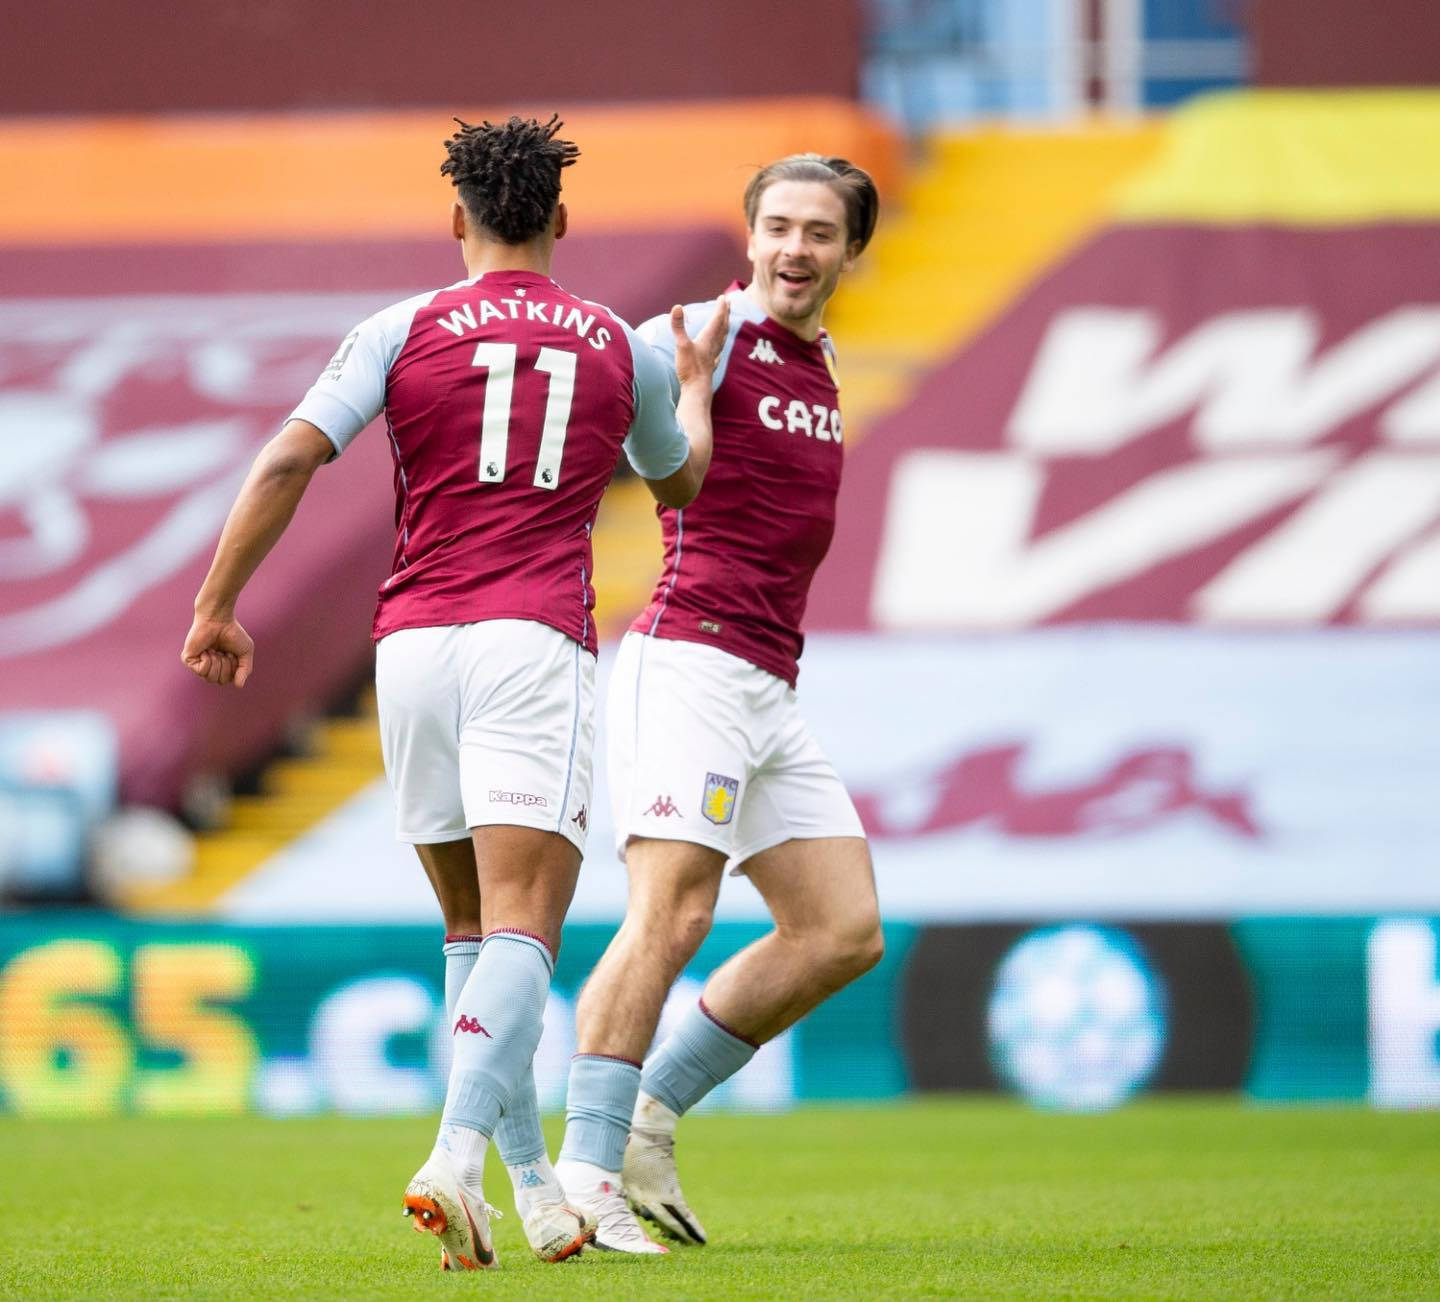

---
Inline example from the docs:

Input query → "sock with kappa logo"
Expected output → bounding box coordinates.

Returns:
[442,935,483,1025]
[640,998,758,1116]
[437,931,553,1171]
[556,1053,642,1176]
[443,935,562,1210]
[495,1079,566,1216]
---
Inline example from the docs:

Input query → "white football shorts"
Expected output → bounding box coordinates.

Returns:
[607,631,864,866]
[375,619,595,852]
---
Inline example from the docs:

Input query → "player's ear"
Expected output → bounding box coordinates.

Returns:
[451,201,467,242]
[842,238,862,273]
[745,228,757,263]
[554,201,568,242]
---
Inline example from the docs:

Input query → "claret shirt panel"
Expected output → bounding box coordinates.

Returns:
[631,287,843,687]
[290,271,688,654]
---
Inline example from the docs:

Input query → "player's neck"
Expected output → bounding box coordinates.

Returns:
[461,237,553,280]
[744,282,823,342]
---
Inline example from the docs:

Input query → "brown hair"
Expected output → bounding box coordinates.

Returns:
[742,153,880,253]
[441,114,579,244]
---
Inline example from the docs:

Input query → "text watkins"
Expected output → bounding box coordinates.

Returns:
[435,299,612,350]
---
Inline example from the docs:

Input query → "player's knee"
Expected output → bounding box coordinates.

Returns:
[663,905,715,971]
[824,915,885,985]
[628,898,714,975]
[855,920,886,975]
[629,875,716,971]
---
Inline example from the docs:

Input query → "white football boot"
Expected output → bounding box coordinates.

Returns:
[556,1160,669,1255]
[402,1151,500,1271]
[624,1095,708,1246]
[521,1199,596,1262]
[441,1201,593,1270]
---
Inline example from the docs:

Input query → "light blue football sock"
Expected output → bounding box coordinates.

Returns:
[442,934,484,1021]
[440,931,553,1137]
[558,1054,642,1173]
[494,1070,548,1165]
[443,935,548,1165]
[641,999,758,1116]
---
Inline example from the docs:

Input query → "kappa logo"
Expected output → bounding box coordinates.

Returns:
[572,804,588,831]
[645,794,681,818]
[490,789,548,807]
[749,338,784,365]
[702,772,739,826]
[453,1014,492,1037]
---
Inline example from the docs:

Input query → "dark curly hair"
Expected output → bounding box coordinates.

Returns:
[440,114,580,245]
[742,153,880,253]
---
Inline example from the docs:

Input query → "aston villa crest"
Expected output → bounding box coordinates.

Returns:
[702,772,739,825]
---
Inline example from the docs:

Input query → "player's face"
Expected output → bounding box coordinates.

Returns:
[746,180,858,338]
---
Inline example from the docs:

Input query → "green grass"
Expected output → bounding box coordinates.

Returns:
[2,1098,1437,1299]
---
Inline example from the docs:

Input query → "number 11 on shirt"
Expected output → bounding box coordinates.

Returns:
[472,343,577,490]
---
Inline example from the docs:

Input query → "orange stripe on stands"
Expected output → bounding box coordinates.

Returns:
[0,99,900,244]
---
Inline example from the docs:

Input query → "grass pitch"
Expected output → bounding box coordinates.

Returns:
[1,1097,1437,1299]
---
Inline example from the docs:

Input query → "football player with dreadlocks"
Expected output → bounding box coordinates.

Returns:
[181,114,728,1271]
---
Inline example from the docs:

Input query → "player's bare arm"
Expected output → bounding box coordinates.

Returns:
[180,419,334,688]
[643,295,729,509]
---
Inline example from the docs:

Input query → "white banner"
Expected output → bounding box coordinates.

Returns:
[221,628,1440,923]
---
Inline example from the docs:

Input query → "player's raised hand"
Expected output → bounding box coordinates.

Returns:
[672,295,730,387]
[181,613,255,688]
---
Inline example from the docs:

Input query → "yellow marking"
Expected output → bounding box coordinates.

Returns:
[825,121,1165,445]
[120,696,385,913]
[1117,90,1440,225]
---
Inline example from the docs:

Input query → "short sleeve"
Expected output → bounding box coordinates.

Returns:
[288,290,432,457]
[637,296,744,393]
[635,310,680,390]
[620,320,690,481]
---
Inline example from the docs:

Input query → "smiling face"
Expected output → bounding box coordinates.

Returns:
[745,179,859,340]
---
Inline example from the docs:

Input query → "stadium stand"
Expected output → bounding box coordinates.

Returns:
[0,101,899,899]
[135,88,1439,930]
[812,90,1440,632]
[6,0,1440,1140]
[824,123,1165,439]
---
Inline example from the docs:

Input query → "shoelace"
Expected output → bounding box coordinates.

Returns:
[458,1190,503,1228]
[589,1186,652,1246]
